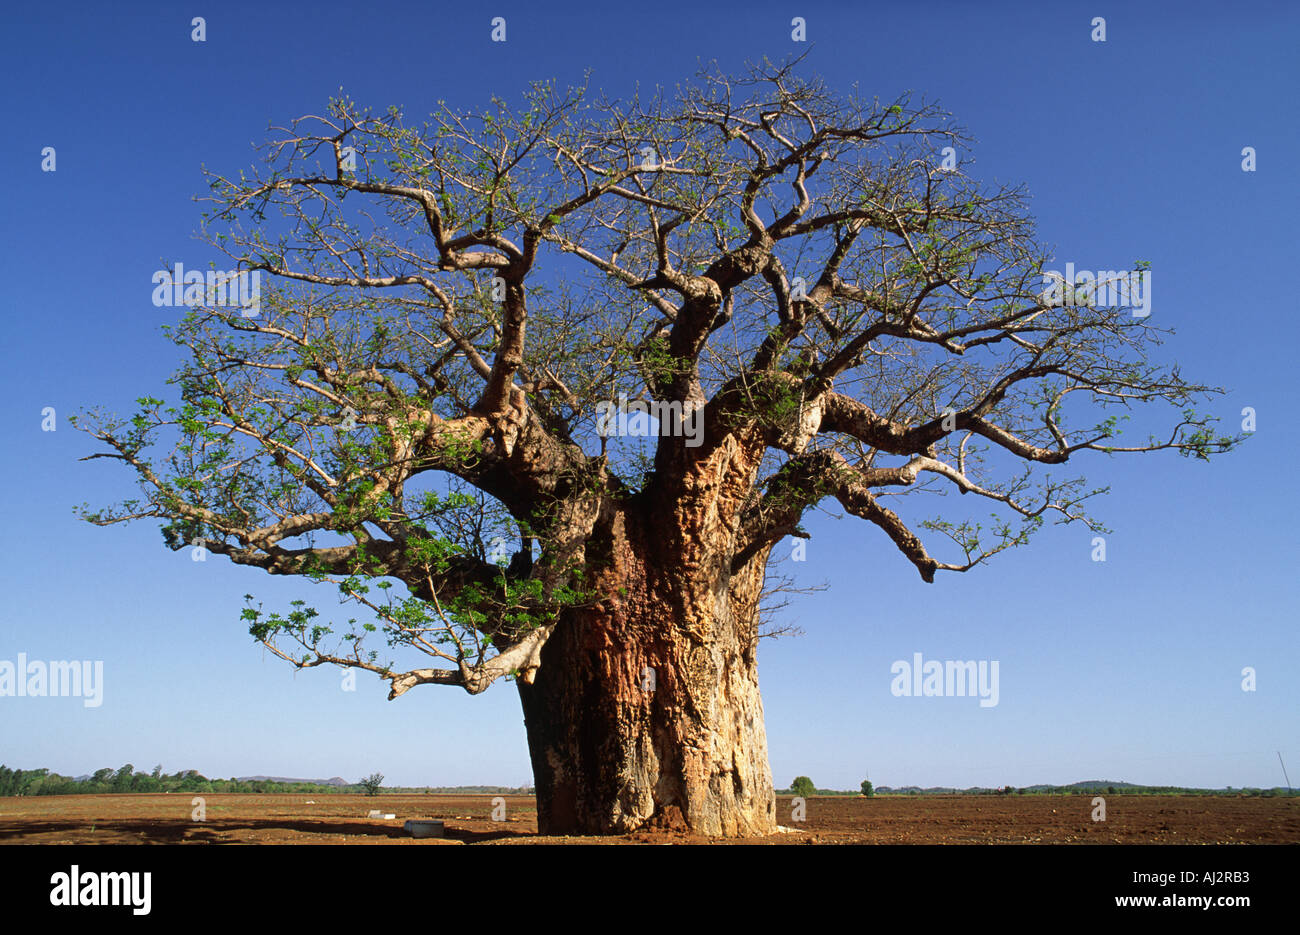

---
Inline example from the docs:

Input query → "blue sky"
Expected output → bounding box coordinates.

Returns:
[1,0,1296,791]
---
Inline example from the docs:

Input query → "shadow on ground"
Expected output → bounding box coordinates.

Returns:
[0,818,532,844]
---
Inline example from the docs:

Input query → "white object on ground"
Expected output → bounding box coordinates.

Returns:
[404,819,445,838]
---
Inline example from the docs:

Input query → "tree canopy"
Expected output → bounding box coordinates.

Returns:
[75,59,1240,704]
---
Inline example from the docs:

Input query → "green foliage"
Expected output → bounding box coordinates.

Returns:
[637,333,688,389]
[860,779,874,797]
[0,764,412,797]
[1177,409,1238,460]
[112,763,135,792]
[790,776,816,797]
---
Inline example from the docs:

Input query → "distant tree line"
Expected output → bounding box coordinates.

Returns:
[859,784,1293,797]
[772,776,1293,797]
[0,765,537,797]
[0,765,354,796]
[5,765,1286,798]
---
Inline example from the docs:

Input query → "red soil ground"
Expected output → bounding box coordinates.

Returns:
[2,793,1295,844]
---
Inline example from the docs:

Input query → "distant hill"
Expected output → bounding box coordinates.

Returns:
[777,779,1290,796]
[1035,780,1142,792]
[237,775,351,786]
[868,780,1255,795]
[401,785,533,794]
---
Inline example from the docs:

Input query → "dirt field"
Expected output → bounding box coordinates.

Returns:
[1,793,1295,844]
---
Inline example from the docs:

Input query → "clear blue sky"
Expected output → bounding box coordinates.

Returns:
[1,0,1296,791]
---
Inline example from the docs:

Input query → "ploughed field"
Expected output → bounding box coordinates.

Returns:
[0,793,1294,844]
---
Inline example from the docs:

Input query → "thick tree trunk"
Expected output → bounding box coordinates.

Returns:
[515,505,778,836]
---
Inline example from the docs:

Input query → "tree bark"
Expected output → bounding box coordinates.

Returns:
[515,504,778,837]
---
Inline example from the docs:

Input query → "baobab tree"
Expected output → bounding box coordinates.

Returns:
[75,61,1238,836]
